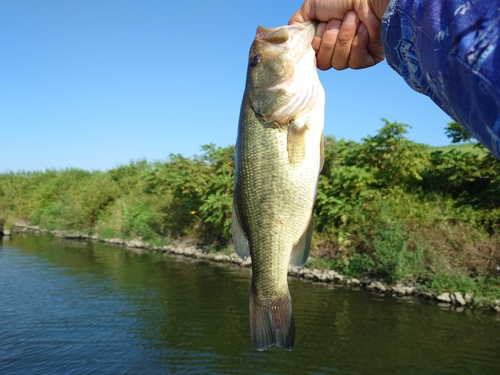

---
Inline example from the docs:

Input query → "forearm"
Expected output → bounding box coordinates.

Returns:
[381,0,500,156]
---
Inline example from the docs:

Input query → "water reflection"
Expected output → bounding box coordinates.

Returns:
[1,233,499,374]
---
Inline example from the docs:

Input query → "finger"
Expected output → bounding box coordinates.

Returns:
[358,12,385,64]
[348,23,373,69]
[331,11,359,70]
[369,42,386,65]
[367,36,386,66]
[316,19,341,70]
[312,22,327,53]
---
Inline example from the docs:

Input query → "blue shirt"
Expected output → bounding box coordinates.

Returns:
[382,0,500,157]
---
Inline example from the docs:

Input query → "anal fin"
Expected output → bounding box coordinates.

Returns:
[290,215,313,268]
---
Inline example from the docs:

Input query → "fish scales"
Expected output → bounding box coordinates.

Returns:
[237,107,319,296]
[232,21,325,351]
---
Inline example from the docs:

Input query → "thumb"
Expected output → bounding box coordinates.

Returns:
[289,8,308,24]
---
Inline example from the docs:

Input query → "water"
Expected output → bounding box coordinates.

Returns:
[1,233,499,375]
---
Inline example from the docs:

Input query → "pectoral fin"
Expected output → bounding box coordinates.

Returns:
[290,215,313,268]
[232,200,250,260]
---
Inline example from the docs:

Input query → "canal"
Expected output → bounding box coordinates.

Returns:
[1,233,499,374]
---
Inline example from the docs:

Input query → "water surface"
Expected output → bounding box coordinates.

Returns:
[1,233,499,374]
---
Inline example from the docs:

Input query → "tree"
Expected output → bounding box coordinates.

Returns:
[445,121,474,143]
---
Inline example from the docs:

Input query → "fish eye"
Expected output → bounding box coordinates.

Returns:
[250,54,261,66]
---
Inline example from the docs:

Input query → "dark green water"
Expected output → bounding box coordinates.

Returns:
[1,233,499,374]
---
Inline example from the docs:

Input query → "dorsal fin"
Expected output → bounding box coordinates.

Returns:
[231,200,250,260]
[319,134,325,171]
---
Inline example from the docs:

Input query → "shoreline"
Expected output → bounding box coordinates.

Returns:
[8,222,500,314]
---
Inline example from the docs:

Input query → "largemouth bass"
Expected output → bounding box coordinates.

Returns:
[232,21,325,351]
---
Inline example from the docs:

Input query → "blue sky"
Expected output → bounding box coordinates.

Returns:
[0,0,452,173]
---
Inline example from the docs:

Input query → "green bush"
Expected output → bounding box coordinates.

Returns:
[1,120,499,298]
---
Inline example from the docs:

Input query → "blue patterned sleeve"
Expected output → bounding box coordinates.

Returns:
[381,0,500,157]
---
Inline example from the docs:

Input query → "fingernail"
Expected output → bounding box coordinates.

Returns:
[327,19,341,32]
[344,11,357,25]
[316,22,326,38]
[357,22,366,33]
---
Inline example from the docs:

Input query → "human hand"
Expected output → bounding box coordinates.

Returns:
[289,0,390,70]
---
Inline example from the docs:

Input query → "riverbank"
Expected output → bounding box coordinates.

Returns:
[2,126,500,309]
[9,222,500,315]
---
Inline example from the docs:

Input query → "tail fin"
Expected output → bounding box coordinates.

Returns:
[249,290,295,351]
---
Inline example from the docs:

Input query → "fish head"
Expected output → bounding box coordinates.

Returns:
[245,21,320,124]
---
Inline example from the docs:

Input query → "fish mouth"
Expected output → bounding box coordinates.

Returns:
[255,22,319,123]
[255,21,316,46]
[248,21,321,124]
[254,22,315,61]
[254,22,316,91]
